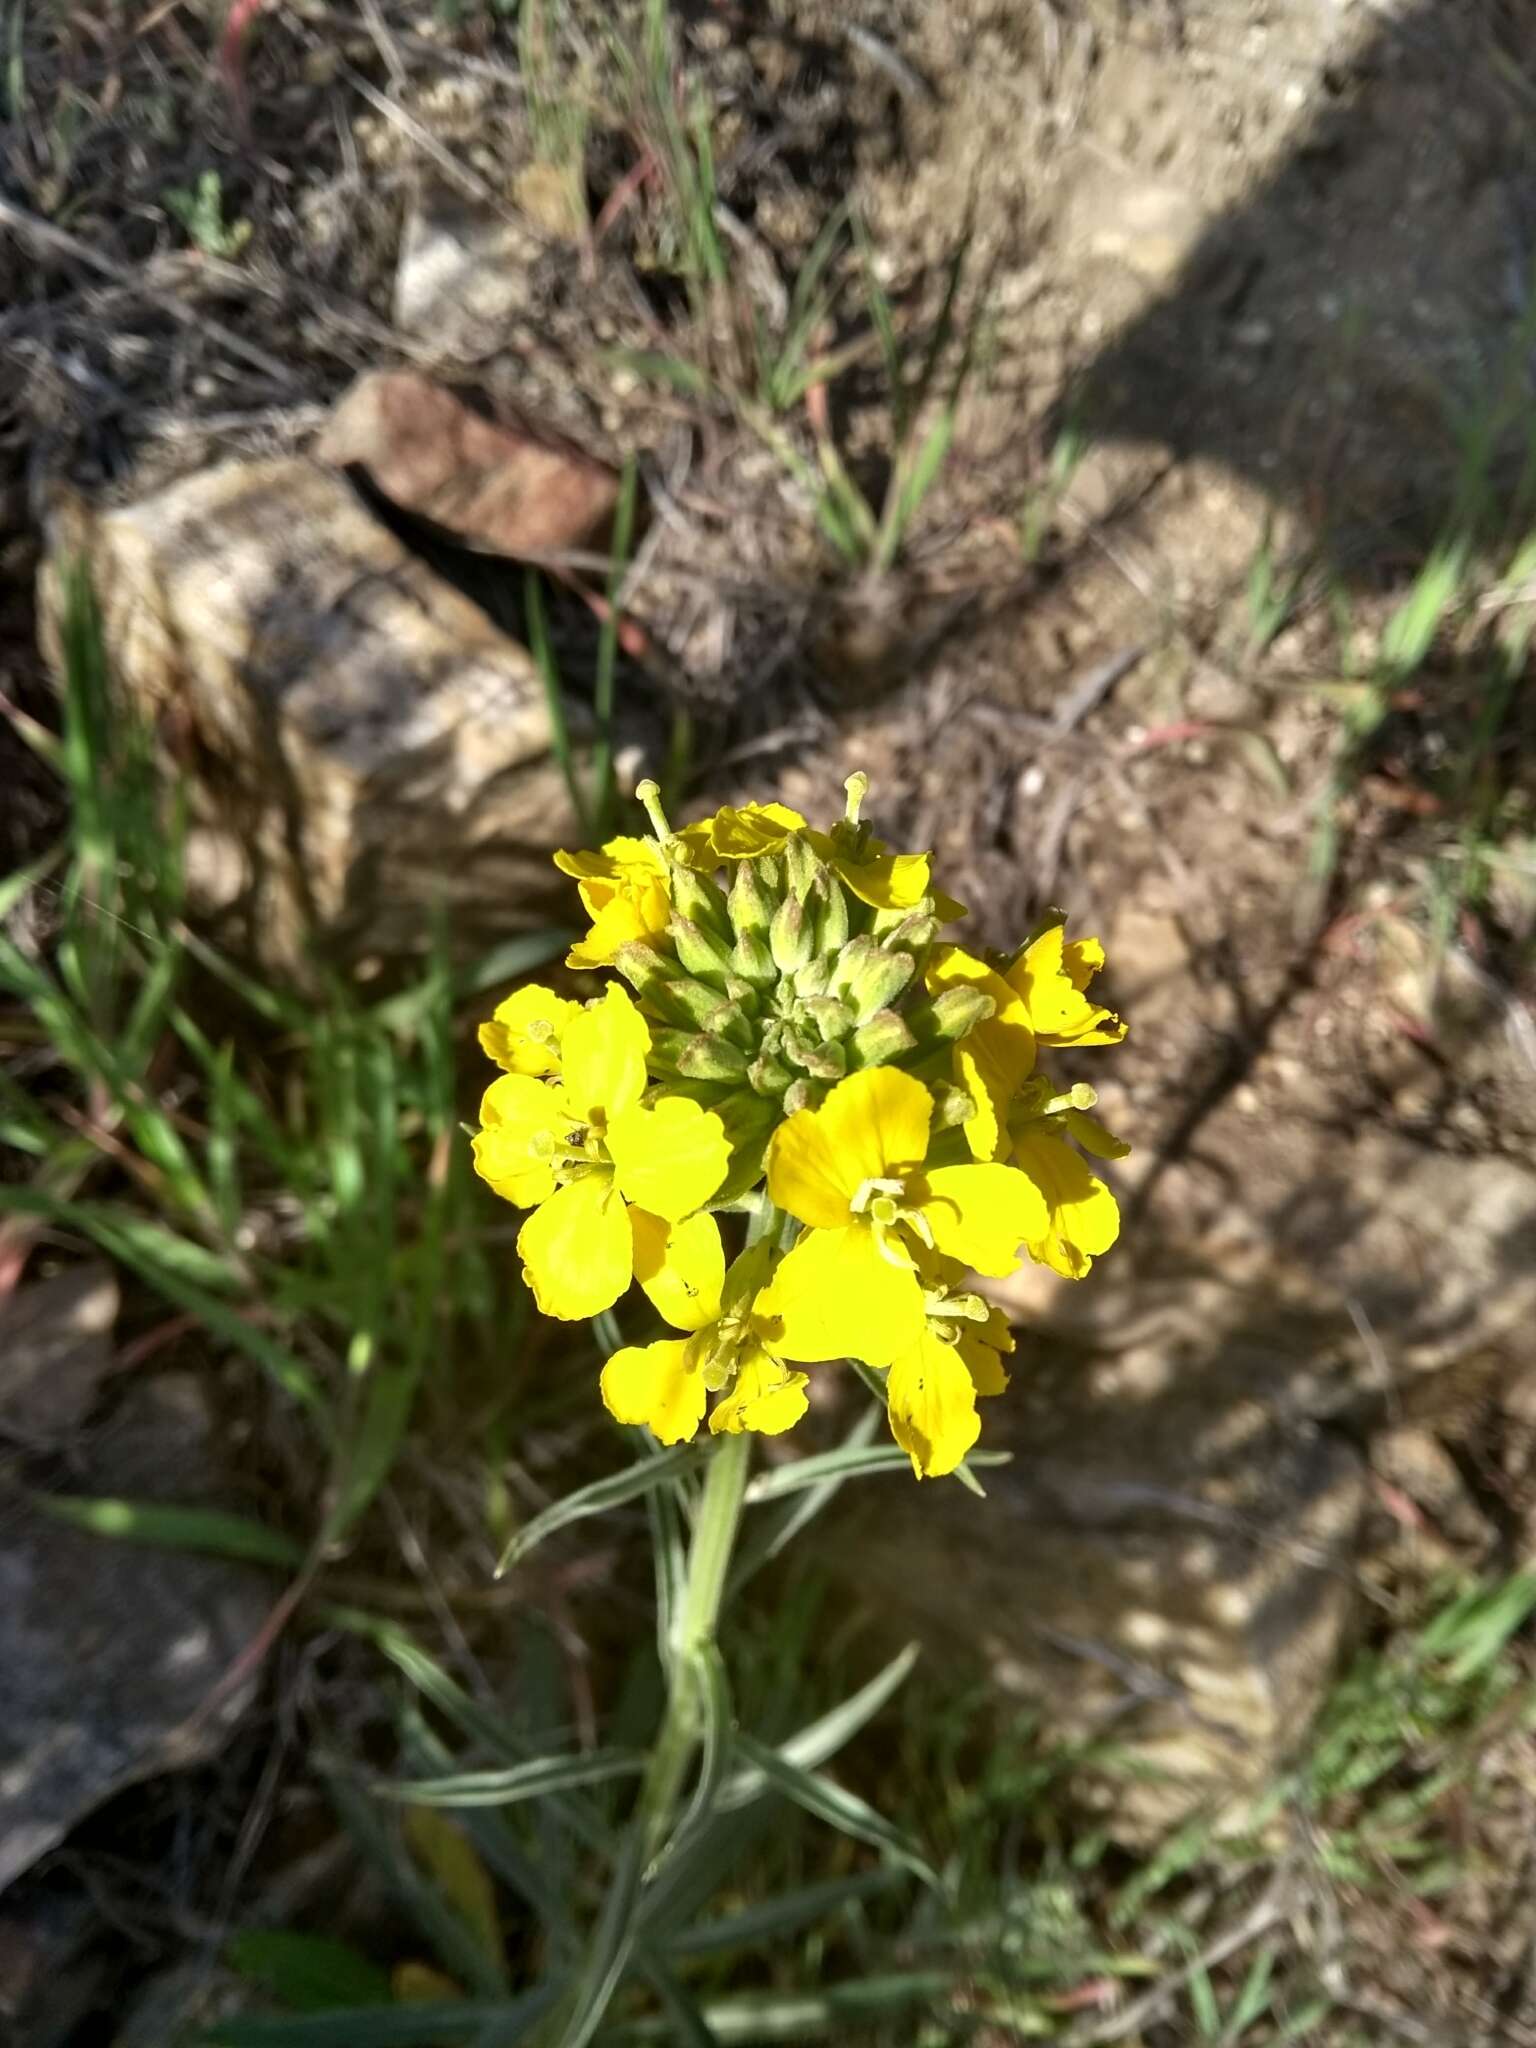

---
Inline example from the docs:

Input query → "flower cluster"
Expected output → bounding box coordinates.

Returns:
[473,777,1127,1478]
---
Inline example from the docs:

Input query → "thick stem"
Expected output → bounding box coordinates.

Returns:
[635,1428,752,1861]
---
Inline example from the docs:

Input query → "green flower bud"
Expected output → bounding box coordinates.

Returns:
[831,935,916,1020]
[730,930,777,988]
[810,872,850,957]
[702,999,755,1052]
[646,1026,693,1074]
[784,1030,846,1082]
[675,1033,750,1081]
[880,911,938,955]
[930,1083,977,1130]
[671,914,734,985]
[796,994,855,1043]
[791,956,831,999]
[907,986,996,1046]
[670,863,731,938]
[848,1008,918,1069]
[728,859,774,941]
[611,940,676,998]
[656,975,730,1029]
[769,893,814,974]
[748,1049,794,1097]
[783,830,821,903]
[783,1077,821,1115]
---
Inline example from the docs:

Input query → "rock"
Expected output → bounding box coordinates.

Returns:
[38,460,598,980]
[393,188,544,348]
[317,370,618,559]
[841,1287,1367,1843]
[0,1263,117,1444]
[0,1374,268,1893]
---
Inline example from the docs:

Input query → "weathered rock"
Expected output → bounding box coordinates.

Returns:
[0,1262,117,1444]
[318,370,617,559]
[38,460,599,980]
[394,188,545,348]
[842,1277,1367,1843]
[0,1373,267,1893]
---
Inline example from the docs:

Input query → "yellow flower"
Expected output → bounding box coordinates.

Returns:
[1007,1090,1130,1280]
[473,984,730,1319]
[1004,922,1125,1047]
[761,1066,1045,1365]
[691,801,808,862]
[885,1256,1015,1479]
[554,837,673,970]
[477,983,579,1078]
[600,1216,808,1443]
[925,945,1037,1161]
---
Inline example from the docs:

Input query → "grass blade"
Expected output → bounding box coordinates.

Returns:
[524,566,590,842]
[744,1444,1008,1503]
[729,1734,936,1886]
[383,1752,645,1810]
[32,1494,305,1569]
[497,1444,701,1575]
[666,1869,904,1959]
[202,1996,556,2047]
[718,1644,918,1810]
[591,456,639,838]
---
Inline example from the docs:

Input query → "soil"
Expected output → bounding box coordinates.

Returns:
[3,0,1536,2041]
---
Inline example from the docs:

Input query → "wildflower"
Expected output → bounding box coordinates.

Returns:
[554,837,673,969]
[924,944,1036,1161]
[1006,1080,1130,1279]
[478,983,579,1078]
[762,1066,1045,1364]
[1004,920,1125,1047]
[600,1215,808,1443]
[885,1254,1015,1478]
[473,983,730,1319]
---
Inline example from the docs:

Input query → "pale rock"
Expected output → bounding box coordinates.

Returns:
[38,460,594,980]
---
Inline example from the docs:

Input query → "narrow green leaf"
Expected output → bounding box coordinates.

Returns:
[202,1994,556,2047]
[719,1644,918,1810]
[606,349,714,399]
[497,1444,700,1575]
[382,1751,644,1810]
[327,1363,419,1542]
[33,1494,305,1569]
[551,1824,646,2048]
[729,1735,936,1886]
[603,1970,953,2043]
[744,1444,1008,1503]
[666,1870,904,1959]
[1379,539,1468,679]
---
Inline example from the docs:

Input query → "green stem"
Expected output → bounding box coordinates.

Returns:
[635,1429,752,1861]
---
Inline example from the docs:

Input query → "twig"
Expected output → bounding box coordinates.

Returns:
[1062,1876,1290,2045]
[0,196,301,390]
[1053,644,1147,733]
[337,64,525,224]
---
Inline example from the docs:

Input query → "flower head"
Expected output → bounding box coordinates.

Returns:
[473,983,730,1319]
[554,837,673,969]
[885,1253,1014,1478]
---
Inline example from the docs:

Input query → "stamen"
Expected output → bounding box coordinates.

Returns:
[634,778,672,841]
[850,1174,905,1215]
[843,771,869,825]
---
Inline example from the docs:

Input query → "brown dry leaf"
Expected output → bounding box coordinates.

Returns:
[317,371,618,559]
[402,1809,504,1977]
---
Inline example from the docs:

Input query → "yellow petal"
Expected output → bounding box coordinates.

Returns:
[834,848,931,911]
[607,1096,730,1222]
[478,984,579,1077]
[600,1338,706,1443]
[929,947,1036,1154]
[956,1330,1011,1397]
[761,1222,926,1365]
[710,1351,809,1436]
[553,836,666,885]
[886,1327,980,1478]
[704,801,807,860]
[560,983,650,1123]
[472,1074,573,1207]
[1006,923,1125,1046]
[518,1175,632,1319]
[1011,1131,1121,1279]
[766,1067,933,1228]
[1063,1107,1132,1161]
[630,1209,725,1332]
[556,841,672,968]
[918,1162,1047,1277]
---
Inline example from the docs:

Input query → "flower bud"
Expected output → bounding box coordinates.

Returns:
[930,1083,977,1130]
[783,1077,821,1115]
[729,930,777,988]
[791,957,831,999]
[907,986,995,1046]
[675,1033,750,1081]
[880,911,938,955]
[848,1008,918,1069]
[796,995,854,1043]
[769,893,814,974]
[832,936,916,1021]
[656,975,729,1029]
[748,1048,794,1097]
[702,999,755,1052]
[670,863,731,938]
[728,859,774,941]
[810,873,850,957]
[611,940,675,999]
[782,830,821,903]
[784,1030,846,1082]
[670,914,734,985]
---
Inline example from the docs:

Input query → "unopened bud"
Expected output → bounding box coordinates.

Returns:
[748,1049,794,1097]
[834,936,916,1021]
[792,956,831,999]
[784,1030,847,1082]
[676,1034,750,1081]
[670,914,733,985]
[797,995,854,1043]
[656,975,728,1029]
[783,1078,820,1115]
[728,859,774,941]
[880,911,938,954]
[811,873,850,957]
[930,1083,978,1130]
[782,830,821,903]
[646,1027,693,1074]
[769,893,814,974]
[730,930,777,988]
[703,999,755,1052]
[611,940,674,998]
[848,1008,918,1069]
[670,864,731,938]
[908,986,995,1046]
